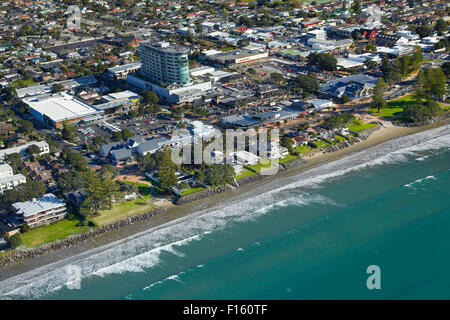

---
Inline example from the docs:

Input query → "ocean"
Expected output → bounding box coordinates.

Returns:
[0,125,449,300]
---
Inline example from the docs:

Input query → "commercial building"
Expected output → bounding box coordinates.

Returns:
[12,193,67,228]
[0,141,49,161]
[140,41,191,85]
[107,62,142,79]
[205,49,269,66]
[23,92,104,129]
[95,90,143,115]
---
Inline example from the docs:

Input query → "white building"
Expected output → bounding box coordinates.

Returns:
[12,193,67,228]
[0,141,49,161]
[0,163,26,194]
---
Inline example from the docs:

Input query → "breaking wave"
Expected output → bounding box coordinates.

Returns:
[0,124,449,299]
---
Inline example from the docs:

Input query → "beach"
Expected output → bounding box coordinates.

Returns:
[0,119,449,283]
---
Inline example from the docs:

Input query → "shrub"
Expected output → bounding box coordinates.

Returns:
[88,221,96,227]
[20,223,30,233]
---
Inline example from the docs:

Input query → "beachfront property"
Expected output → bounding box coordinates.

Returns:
[12,193,67,228]
[0,163,26,194]
[0,141,50,161]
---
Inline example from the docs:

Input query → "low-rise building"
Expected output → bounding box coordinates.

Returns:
[0,163,26,194]
[0,141,49,161]
[12,193,67,228]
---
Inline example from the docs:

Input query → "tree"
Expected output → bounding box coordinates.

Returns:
[237,39,249,48]
[434,18,447,34]
[398,55,411,79]
[6,153,22,172]
[20,223,30,233]
[98,164,119,179]
[27,144,41,160]
[351,0,361,15]
[424,67,447,101]
[307,52,337,71]
[19,120,34,135]
[102,176,122,210]
[62,125,77,142]
[292,73,319,95]
[416,26,433,39]
[372,78,387,113]
[204,164,234,186]
[8,234,23,249]
[413,70,426,102]
[270,72,284,83]
[380,56,400,84]
[121,128,133,140]
[81,171,107,215]
[404,101,442,123]
[158,148,178,190]
[142,90,159,105]
[52,83,64,93]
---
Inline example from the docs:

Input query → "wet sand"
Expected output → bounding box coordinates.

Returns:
[1,119,449,280]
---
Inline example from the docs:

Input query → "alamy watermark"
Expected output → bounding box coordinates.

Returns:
[66,5,81,30]
[170,128,281,175]
[366,265,381,290]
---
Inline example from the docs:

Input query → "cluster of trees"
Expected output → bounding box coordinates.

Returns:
[404,101,442,123]
[1,180,46,206]
[372,78,388,113]
[81,169,122,215]
[307,52,337,71]
[381,47,422,84]
[193,164,235,187]
[322,113,355,129]
[112,128,133,142]
[291,73,320,97]
[61,148,88,171]
[413,67,447,102]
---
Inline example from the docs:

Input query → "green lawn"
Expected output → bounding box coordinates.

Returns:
[181,187,205,196]
[279,153,299,164]
[296,145,312,155]
[369,95,416,119]
[122,180,152,199]
[236,168,257,179]
[315,140,331,148]
[21,219,92,248]
[348,120,377,133]
[334,135,347,143]
[93,198,155,226]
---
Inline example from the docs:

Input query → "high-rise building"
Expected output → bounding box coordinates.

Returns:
[140,41,190,85]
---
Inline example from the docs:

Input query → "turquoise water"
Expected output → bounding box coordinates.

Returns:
[1,125,449,299]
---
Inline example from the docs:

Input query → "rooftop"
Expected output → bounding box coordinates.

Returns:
[12,193,66,218]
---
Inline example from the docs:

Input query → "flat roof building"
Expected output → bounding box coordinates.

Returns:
[0,141,49,161]
[23,92,104,128]
[12,193,67,228]
[206,49,269,66]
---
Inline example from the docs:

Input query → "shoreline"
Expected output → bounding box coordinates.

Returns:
[1,119,449,280]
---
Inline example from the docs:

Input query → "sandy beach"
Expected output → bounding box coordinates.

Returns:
[1,119,449,280]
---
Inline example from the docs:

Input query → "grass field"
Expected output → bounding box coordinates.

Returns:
[315,140,331,148]
[348,119,377,133]
[122,180,152,199]
[21,219,92,248]
[296,145,312,155]
[279,153,299,164]
[369,95,416,119]
[93,198,155,226]
[181,187,205,196]
[236,168,256,180]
